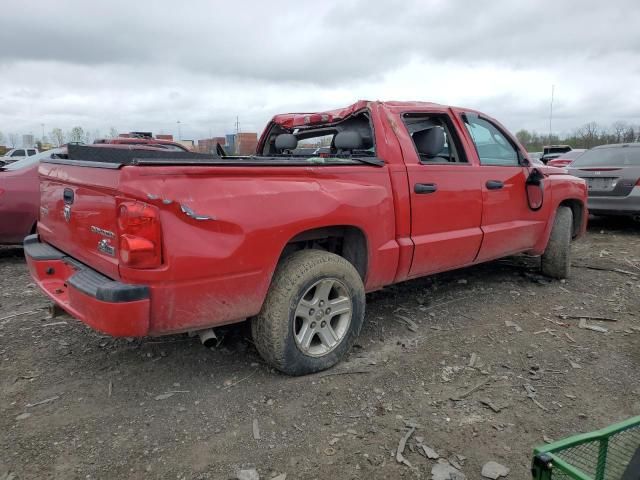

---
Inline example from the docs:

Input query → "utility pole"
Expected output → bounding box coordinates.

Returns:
[41,123,45,142]
[549,84,555,144]
[177,120,181,141]
[235,116,240,134]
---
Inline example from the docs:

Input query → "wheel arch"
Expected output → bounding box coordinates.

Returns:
[558,198,585,238]
[277,225,369,281]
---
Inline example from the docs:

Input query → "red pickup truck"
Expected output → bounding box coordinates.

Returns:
[25,101,587,375]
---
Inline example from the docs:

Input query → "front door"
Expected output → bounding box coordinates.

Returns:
[460,113,551,262]
[398,112,485,277]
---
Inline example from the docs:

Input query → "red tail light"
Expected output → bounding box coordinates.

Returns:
[117,201,162,268]
[636,178,640,186]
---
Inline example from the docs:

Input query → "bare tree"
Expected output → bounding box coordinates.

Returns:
[577,122,600,148]
[68,126,85,143]
[611,121,628,143]
[515,129,532,147]
[0,131,4,145]
[50,128,65,146]
[8,133,19,147]
[108,127,118,138]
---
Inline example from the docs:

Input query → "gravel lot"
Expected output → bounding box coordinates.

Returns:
[1,216,639,480]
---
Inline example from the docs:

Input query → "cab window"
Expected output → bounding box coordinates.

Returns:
[403,113,467,164]
[463,115,519,166]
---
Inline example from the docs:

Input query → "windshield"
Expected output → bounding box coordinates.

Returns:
[571,146,640,167]
[2,148,65,171]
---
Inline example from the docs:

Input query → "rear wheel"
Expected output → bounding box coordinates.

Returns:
[541,206,573,279]
[251,249,365,376]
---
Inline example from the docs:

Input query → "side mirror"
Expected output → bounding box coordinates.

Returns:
[526,168,544,211]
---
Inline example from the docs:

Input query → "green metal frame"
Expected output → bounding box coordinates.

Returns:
[532,416,640,480]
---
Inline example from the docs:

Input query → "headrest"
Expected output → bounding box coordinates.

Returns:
[334,131,363,150]
[413,127,445,157]
[275,133,298,151]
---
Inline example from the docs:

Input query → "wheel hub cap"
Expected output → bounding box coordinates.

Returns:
[293,278,352,357]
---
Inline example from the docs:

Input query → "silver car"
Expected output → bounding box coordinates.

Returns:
[568,143,640,220]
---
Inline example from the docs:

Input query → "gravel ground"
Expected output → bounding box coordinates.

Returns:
[1,216,639,480]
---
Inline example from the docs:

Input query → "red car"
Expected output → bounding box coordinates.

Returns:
[94,134,189,151]
[0,148,66,244]
[547,149,587,168]
[25,101,588,375]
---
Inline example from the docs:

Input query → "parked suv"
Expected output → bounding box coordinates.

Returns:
[0,147,38,166]
[541,145,572,164]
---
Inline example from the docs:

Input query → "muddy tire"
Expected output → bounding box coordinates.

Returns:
[251,250,365,376]
[541,206,573,279]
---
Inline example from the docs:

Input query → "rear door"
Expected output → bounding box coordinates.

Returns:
[459,113,551,262]
[397,110,484,277]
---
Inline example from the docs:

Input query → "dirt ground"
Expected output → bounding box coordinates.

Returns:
[1,216,639,480]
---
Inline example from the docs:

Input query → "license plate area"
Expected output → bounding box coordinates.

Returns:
[586,177,617,191]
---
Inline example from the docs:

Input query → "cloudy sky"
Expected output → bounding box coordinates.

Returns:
[1,0,639,144]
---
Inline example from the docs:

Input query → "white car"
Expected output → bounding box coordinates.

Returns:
[0,148,39,165]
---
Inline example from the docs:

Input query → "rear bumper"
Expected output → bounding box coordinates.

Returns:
[24,234,150,336]
[588,187,640,216]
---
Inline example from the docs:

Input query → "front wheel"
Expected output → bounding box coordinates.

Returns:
[541,206,573,279]
[251,250,365,376]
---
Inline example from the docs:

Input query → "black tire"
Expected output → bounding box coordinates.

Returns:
[251,249,365,376]
[541,206,573,279]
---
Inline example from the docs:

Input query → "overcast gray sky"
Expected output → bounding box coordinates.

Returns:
[1,0,639,143]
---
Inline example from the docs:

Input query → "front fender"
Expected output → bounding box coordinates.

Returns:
[529,174,587,255]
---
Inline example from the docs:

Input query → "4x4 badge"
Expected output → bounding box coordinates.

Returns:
[63,204,71,222]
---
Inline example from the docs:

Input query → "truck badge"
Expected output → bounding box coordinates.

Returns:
[63,204,71,222]
[90,226,115,238]
[98,239,115,256]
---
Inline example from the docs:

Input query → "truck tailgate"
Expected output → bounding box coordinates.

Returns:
[38,162,121,279]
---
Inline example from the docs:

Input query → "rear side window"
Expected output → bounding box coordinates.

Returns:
[463,115,519,166]
[263,111,376,158]
[403,113,467,164]
[572,147,640,167]
[27,149,37,156]
[11,149,25,157]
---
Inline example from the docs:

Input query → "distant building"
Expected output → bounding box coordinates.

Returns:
[156,134,174,141]
[197,137,226,154]
[235,132,258,155]
[225,134,236,154]
[177,140,195,150]
[22,134,35,148]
